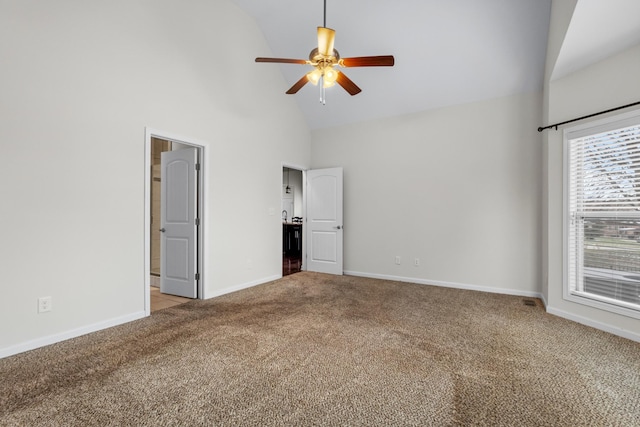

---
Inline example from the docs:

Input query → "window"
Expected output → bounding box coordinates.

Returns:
[564,110,640,317]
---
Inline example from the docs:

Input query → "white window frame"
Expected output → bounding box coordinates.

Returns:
[563,108,640,319]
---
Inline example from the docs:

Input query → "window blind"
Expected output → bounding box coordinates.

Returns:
[567,122,640,310]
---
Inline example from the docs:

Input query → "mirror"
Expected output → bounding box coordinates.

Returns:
[282,167,303,222]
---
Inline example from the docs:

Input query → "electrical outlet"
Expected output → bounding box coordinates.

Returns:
[414,258,420,267]
[395,256,401,265]
[38,296,52,313]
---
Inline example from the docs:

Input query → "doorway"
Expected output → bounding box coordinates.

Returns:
[280,165,344,277]
[282,166,304,276]
[144,129,205,315]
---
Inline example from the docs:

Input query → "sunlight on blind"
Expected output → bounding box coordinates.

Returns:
[567,123,640,310]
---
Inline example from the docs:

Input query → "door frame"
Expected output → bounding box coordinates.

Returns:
[282,163,307,273]
[144,128,207,315]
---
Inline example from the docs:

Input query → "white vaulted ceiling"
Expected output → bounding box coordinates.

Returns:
[231,0,552,129]
[552,0,640,80]
[230,0,637,130]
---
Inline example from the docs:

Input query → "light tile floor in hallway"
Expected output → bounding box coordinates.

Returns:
[150,286,191,312]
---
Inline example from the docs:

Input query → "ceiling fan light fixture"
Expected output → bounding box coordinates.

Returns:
[322,67,338,88]
[322,79,336,89]
[324,67,338,82]
[307,68,322,85]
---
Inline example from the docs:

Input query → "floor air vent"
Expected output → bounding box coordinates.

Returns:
[523,299,536,307]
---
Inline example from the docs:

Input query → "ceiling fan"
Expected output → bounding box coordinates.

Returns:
[255,0,394,103]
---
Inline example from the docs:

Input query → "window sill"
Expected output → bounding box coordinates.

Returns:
[564,290,640,320]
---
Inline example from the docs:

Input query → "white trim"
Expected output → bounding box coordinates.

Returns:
[144,135,152,315]
[344,271,544,299]
[144,128,209,316]
[562,110,640,319]
[564,108,640,139]
[281,162,308,272]
[344,271,640,342]
[281,162,307,173]
[546,305,640,343]
[562,128,571,306]
[0,271,278,359]
[206,275,281,299]
[563,291,640,320]
[539,292,549,309]
[0,311,146,359]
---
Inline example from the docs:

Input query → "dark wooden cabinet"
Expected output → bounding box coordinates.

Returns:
[283,224,302,257]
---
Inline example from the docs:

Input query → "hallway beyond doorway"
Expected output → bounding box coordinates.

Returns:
[150,286,190,312]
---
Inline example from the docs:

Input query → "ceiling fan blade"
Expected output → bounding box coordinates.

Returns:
[286,75,309,94]
[317,27,336,57]
[336,71,361,96]
[255,57,308,64]
[340,55,395,67]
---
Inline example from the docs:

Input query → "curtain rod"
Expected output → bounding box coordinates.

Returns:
[537,100,640,132]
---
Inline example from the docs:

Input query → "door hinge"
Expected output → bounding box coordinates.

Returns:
[195,163,201,171]
[195,218,200,226]
[195,273,200,281]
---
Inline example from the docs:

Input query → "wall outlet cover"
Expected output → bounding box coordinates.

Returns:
[38,296,52,313]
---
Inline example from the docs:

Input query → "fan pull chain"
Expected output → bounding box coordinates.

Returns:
[319,76,326,105]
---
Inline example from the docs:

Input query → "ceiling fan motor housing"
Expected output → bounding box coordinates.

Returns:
[309,48,340,66]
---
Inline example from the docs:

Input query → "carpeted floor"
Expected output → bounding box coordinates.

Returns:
[1,272,639,426]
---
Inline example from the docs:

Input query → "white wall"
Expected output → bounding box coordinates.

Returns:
[0,0,310,357]
[541,0,578,305]
[311,92,542,296]
[543,41,640,340]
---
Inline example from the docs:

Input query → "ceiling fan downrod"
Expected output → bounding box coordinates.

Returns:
[319,0,328,105]
[323,0,327,28]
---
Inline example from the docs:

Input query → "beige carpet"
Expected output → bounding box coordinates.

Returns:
[1,272,639,426]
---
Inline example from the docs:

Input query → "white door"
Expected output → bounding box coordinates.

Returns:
[160,148,198,298]
[306,167,343,275]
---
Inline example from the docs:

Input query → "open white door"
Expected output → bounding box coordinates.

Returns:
[160,148,198,298]
[306,167,343,275]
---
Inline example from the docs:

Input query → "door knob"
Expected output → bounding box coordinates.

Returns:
[335,225,342,230]
[159,228,166,232]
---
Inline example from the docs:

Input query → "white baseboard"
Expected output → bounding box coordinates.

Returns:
[4,273,636,360]
[0,311,147,359]
[539,292,549,309]
[345,270,544,300]
[346,270,638,343]
[546,306,640,343]
[1,274,280,359]
[205,274,282,299]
